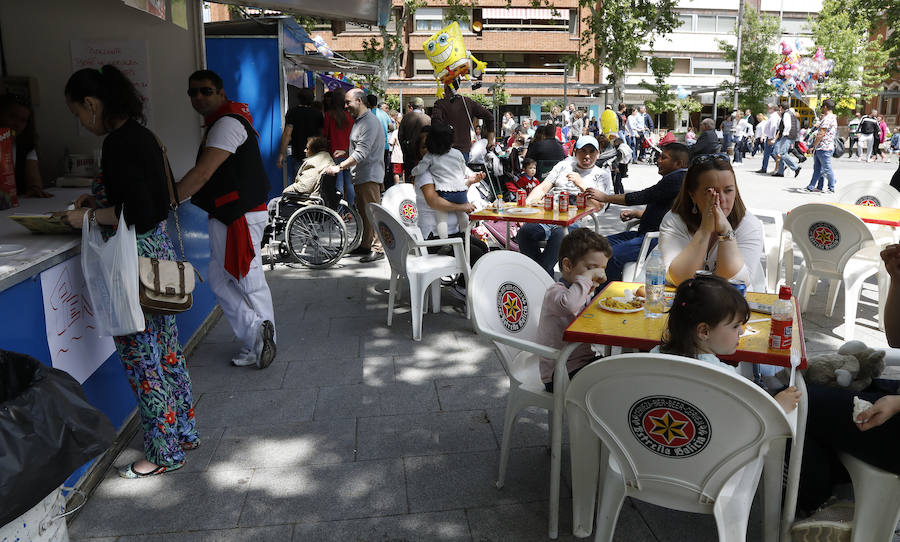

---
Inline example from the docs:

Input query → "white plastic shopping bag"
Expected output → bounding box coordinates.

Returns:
[81,208,145,336]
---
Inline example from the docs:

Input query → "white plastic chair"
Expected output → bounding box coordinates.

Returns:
[384,182,472,265]
[783,203,887,340]
[834,453,900,542]
[565,353,797,542]
[621,231,659,283]
[367,202,469,341]
[469,250,581,539]
[835,181,900,244]
[748,208,788,293]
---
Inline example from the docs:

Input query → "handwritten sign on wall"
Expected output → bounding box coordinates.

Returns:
[70,39,152,126]
[40,257,115,384]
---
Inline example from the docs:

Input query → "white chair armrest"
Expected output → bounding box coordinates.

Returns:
[476,326,560,358]
[415,237,465,249]
[624,219,640,231]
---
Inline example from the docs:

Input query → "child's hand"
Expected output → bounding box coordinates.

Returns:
[580,267,607,285]
[856,395,900,431]
[774,386,802,413]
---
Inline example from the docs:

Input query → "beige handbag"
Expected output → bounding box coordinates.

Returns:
[137,136,200,315]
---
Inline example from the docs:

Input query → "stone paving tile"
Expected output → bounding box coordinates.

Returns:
[465,499,656,542]
[435,375,510,411]
[314,381,440,419]
[405,448,562,513]
[194,388,318,428]
[282,356,372,388]
[68,469,253,538]
[208,419,356,471]
[112,525,293,542]
[239,459,406,526]
[356,410,498,460]
[187,360,288,393]
[484,406,571,450]
[631,497,763,541]
[186,338,243,365]
[277,328,361,361]
[291,510,471,541]
[393,348,505,385]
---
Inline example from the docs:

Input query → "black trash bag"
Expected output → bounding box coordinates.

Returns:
[0,350,115,526]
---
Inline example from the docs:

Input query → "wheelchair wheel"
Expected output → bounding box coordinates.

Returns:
[336,201,362,252]
[285,205,348,269]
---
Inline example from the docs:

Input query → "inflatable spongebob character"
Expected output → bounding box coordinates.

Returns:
[423,21,487,98]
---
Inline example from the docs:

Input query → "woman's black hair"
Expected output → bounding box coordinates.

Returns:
[659,274,750,358]
[426,121,454,155]
[64,65,145,128]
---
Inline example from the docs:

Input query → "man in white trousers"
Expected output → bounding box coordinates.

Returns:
[175,69,276,369]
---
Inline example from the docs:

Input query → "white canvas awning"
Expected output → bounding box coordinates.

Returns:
[481,8,569,20]
[214,0,390,25]
[284,53,378,75]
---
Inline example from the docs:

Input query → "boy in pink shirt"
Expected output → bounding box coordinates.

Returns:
[537,229,612,391]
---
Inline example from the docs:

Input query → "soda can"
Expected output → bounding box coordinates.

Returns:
[558,191,569,212]
[729,280,747,297]
[516,188,527,207]
[543,192,554,211]
[576,191,586,210]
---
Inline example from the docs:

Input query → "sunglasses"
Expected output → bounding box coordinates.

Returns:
[690,152,730,167]
[187,87,216,97]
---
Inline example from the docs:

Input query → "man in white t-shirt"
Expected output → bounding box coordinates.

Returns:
[518,135,613,276]
[175,69,276,370]
[805,99,839,193]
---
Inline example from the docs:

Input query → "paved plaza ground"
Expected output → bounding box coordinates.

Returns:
[68,153,900,541]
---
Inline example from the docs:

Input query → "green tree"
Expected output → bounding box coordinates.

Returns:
[809,0,894,115]
[826,0,900,72]
[717,6,780,112]
[639,57,674,126]
[575,0,681,105]
[352,0,423,97]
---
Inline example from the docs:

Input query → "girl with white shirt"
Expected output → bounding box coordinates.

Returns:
[659,153,766,291]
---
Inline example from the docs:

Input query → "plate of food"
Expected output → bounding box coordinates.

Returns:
[503,207,540,215]
[598,296,645,313]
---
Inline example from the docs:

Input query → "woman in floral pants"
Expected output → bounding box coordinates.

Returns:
[63,65,198,478]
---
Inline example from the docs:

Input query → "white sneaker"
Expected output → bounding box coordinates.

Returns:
[790,501,853,542]
[231,347,256,367]
[253,320,276,370]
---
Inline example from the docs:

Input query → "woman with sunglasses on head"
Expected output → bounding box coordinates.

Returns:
[62,65,198,479]
[658,153,765,292]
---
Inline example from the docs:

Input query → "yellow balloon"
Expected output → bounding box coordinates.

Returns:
[600,109,618,135]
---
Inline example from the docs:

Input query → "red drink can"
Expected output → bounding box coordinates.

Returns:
[558,191,569,212]
[516,188,527,207]
[576,191,586,210]
[543,192,554,211]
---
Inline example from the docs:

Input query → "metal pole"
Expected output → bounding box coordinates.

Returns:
[563,68,568,106]
[733,0,745,112]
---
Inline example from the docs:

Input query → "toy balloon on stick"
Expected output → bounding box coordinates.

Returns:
[422,22,487,98]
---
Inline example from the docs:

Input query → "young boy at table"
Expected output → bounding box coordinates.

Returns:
[504,158,539,195]
[653,274,801,413]
[537,229,612,392]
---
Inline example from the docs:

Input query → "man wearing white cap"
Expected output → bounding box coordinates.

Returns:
[518,135,613,276]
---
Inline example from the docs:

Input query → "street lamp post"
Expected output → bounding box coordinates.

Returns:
[544,62,568,105]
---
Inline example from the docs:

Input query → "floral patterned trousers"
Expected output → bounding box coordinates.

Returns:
[113,224,198,467]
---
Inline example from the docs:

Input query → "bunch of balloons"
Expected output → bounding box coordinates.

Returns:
[769,41,834,98]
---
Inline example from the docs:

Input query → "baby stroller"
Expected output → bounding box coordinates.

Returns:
[261,174,362,269]
[642,132,661,165]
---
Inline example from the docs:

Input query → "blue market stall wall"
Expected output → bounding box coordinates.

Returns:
[206,36,284,199]
[0,204,217,487]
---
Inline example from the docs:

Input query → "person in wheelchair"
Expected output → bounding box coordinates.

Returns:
[281,136,334,200]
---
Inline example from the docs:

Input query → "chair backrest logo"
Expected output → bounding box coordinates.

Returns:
[399,199,418,225]
[378,222,395,250]
[497,282,528,332]
[629,396,710,458]
[808,221,840,251]
[854,195,881,207]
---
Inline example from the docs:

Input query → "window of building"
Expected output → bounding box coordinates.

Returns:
[469,52,573,76]
[693,58,734,76]
[480,8,570,32]
[630,59,648,73]
[672,58,691,74]
[781,18,810,35]
[717,16,736,33]
[414,8,470,33]
[696,15,717,32]
[677,14,739,34]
